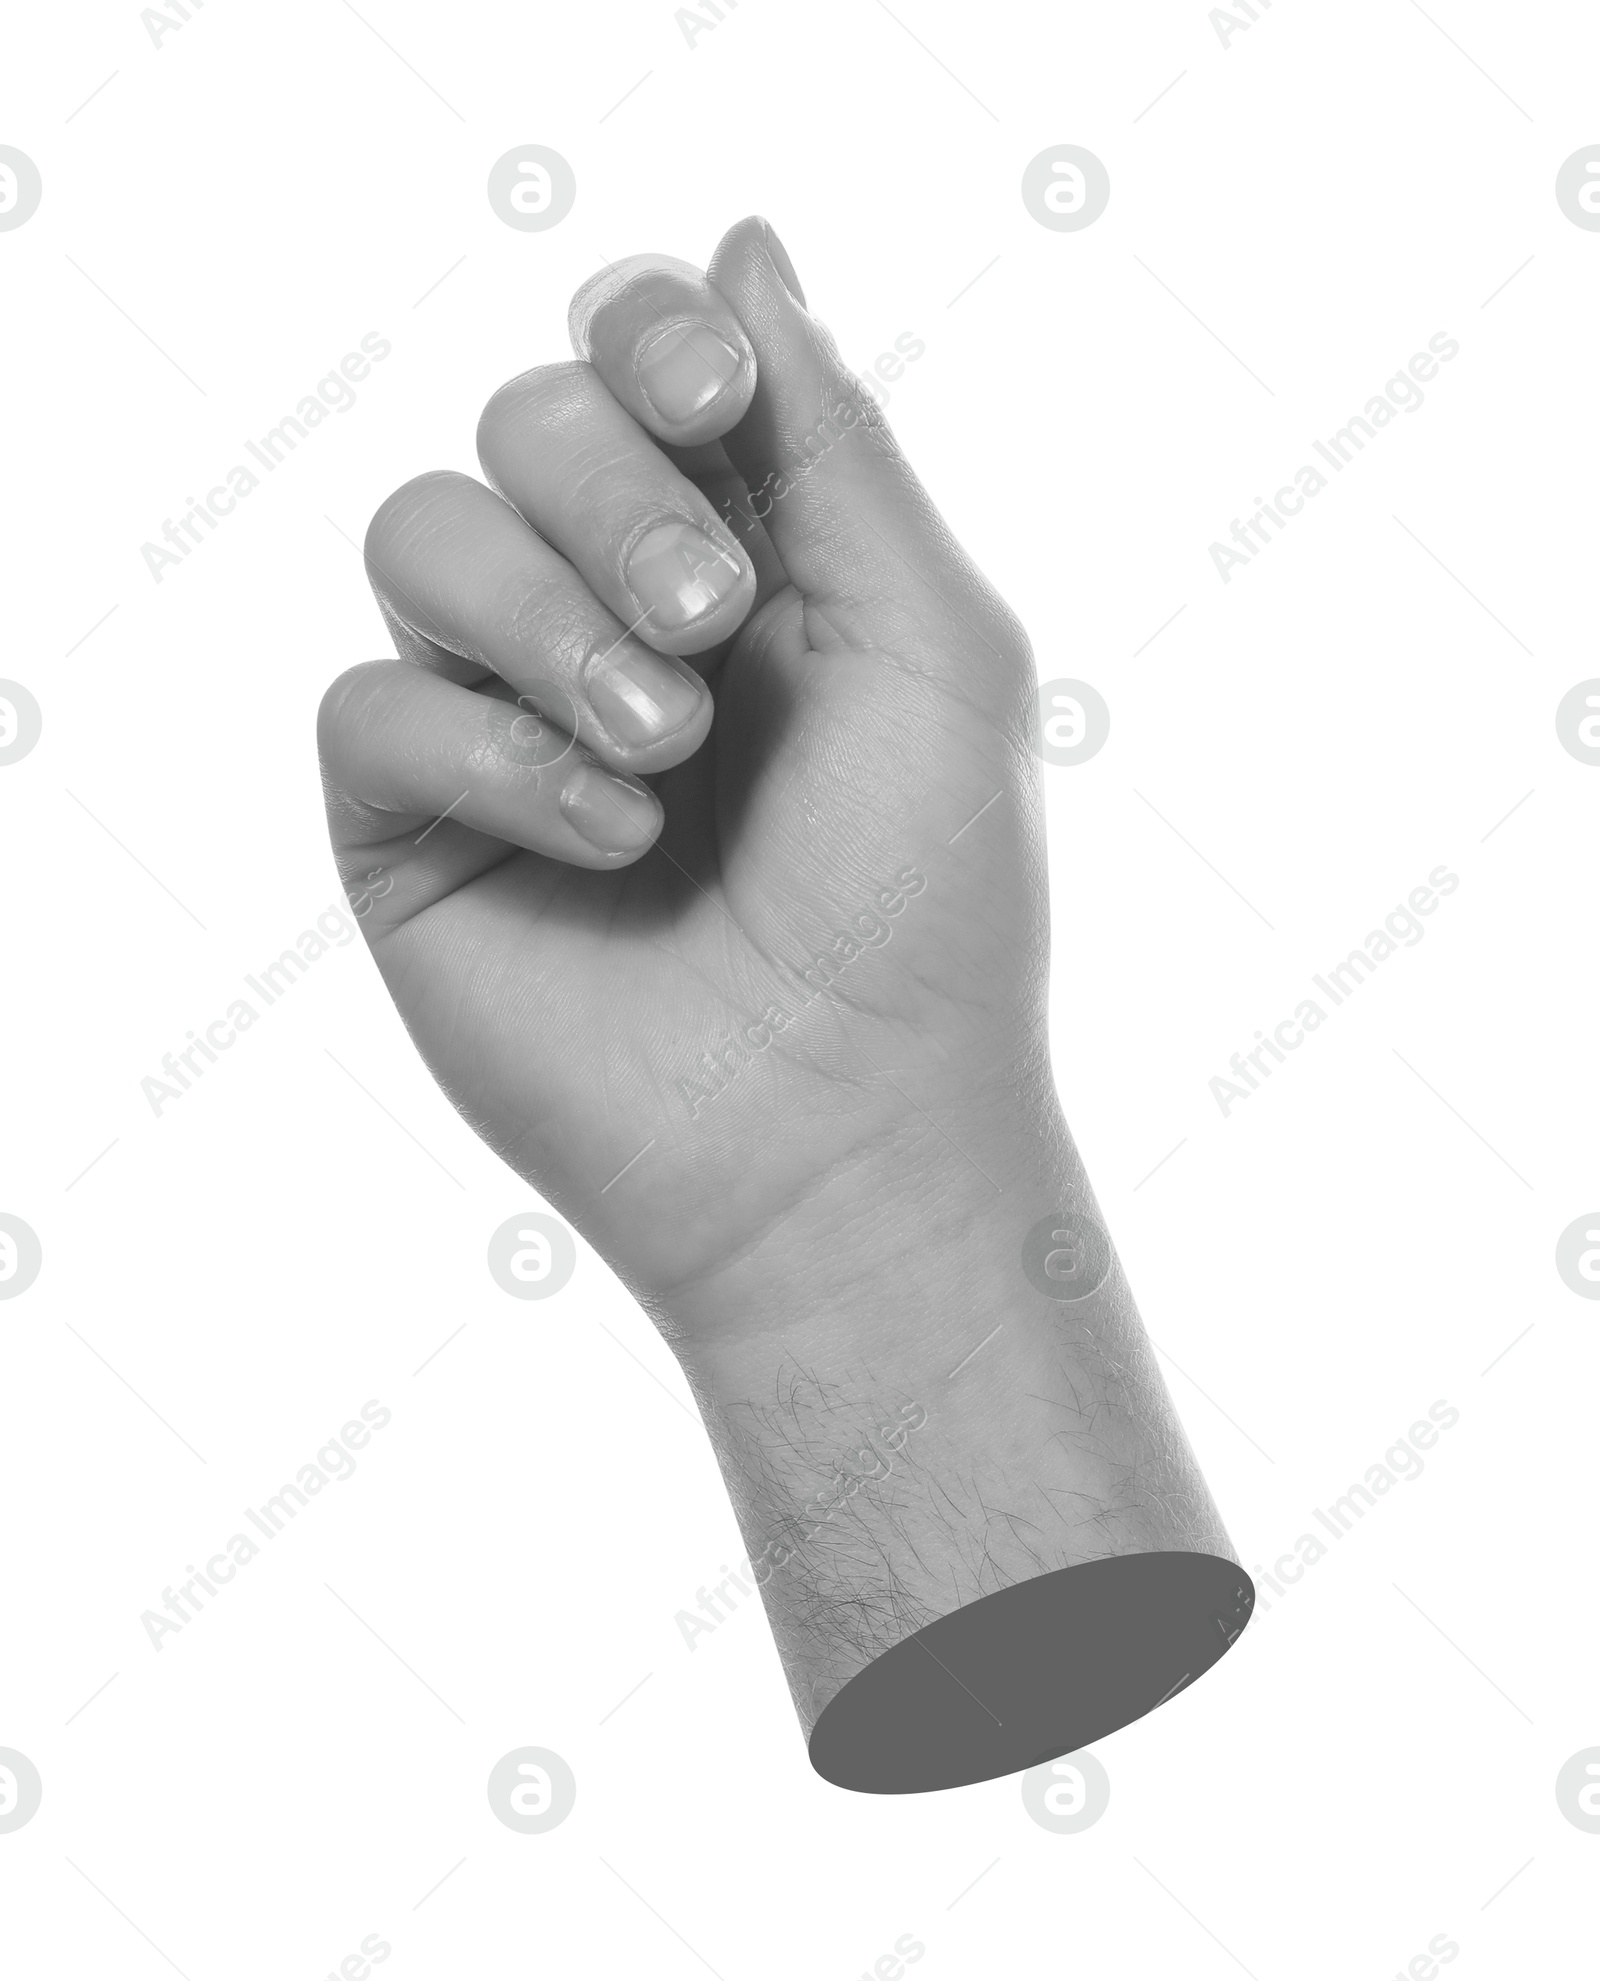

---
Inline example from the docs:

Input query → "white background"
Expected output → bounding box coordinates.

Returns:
[3,1,1597,1975]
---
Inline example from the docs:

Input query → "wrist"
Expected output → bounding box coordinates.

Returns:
[659,1083,1079,1379]
[656,1094,1247,1783]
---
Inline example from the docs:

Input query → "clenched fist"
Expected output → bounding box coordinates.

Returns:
[319,217,1249,1793]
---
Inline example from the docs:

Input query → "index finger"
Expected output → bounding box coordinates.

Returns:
[569,253,757,445]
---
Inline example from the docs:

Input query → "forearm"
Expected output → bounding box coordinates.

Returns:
[660,1101,1249,1790]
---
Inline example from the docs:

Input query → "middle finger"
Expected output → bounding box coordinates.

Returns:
[477,360,758,659]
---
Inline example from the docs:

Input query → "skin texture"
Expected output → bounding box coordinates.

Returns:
[319,216,1238,1770]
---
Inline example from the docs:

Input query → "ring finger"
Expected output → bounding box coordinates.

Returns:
[364,468,716,775]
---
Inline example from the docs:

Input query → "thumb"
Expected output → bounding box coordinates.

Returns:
[706,216,1000,663]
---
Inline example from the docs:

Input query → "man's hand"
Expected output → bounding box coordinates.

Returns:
[320,217,1043,1304]
[318,217,1249,1792]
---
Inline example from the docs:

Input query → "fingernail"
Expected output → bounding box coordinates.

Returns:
[625,521,744,634]
[586,640,705,747]
[637,322,743,423]
[761,220,806,306]
[560,764,661,853]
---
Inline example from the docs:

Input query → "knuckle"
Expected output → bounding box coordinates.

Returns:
[476,361,593,459]
[495,569,574,651]
[364,470,477,572]
[316,660,391,755]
